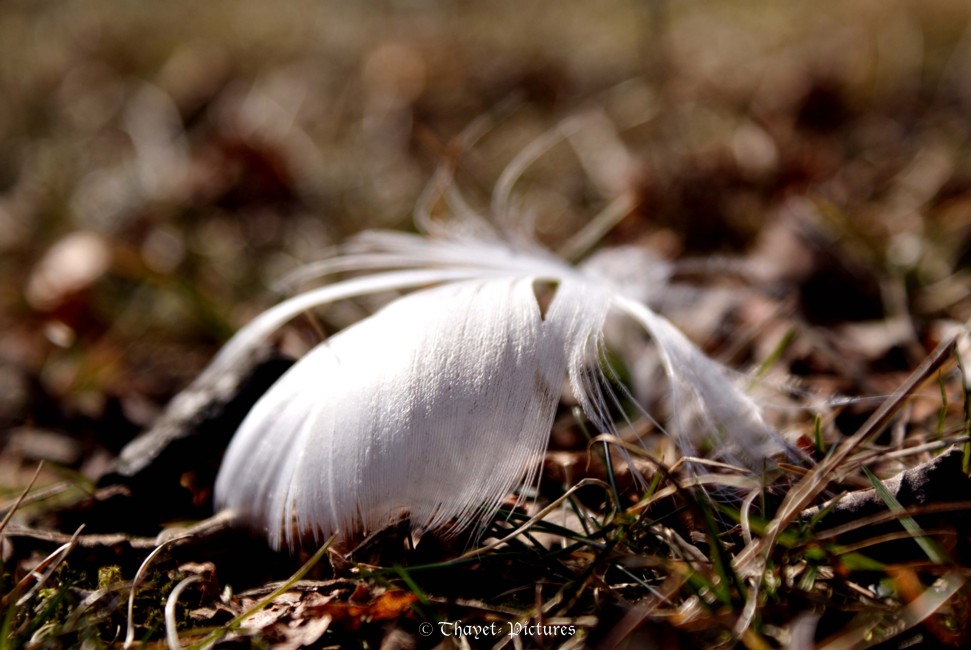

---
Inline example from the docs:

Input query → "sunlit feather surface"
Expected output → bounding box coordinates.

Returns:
[213,231,785,548]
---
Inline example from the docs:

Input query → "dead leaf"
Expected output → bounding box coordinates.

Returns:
[303,590,419,631]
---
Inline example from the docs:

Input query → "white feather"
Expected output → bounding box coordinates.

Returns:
[217,277,567,548]
[213,230,786,548]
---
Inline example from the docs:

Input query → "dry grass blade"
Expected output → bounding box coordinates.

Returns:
[188,535,334,649]
[8,525,84,608]
[875,436,971,461]
[0,462,44,536]
[453,478,612,562]
[165,575,202,650]
[778,336,957,534]
[122,511,237,647]
[125,538,180,648]
[557,191,639,262]
[0,483,78,514]
[733,336,959,635]
[817,571,966,650]
[812,500,971,542]
[490,115,586,223]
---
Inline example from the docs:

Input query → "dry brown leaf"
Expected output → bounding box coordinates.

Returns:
[303,590,419,631]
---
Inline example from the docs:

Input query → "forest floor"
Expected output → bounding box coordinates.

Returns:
[3,1,971,648]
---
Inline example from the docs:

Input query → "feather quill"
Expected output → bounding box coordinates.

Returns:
[211,226,787,549]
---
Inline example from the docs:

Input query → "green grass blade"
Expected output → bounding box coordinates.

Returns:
[862,466,951,565]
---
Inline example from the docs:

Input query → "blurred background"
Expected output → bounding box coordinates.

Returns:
[2,0,971,490]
